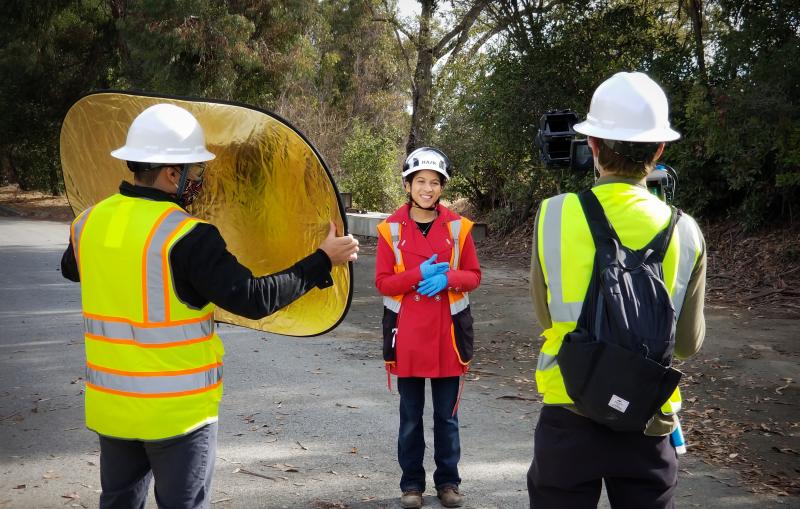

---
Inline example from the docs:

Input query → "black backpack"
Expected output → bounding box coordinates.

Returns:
[557,190,683,432]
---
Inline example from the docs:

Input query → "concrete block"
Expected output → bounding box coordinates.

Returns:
[346,212,389,237]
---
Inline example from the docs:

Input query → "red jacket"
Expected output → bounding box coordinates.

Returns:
[375,204,481,378]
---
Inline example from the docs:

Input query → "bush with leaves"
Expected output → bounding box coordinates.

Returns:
[339,122,404,212]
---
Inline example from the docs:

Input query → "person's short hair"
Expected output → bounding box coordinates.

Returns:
[127,161,165,186]
[595,138,660,179]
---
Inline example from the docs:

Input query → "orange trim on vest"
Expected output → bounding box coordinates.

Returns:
[87,361,222,377]
[71,207,95,268]
[450,323,468,366]
[142,208,176,321]
[161,217,194,322]
[377,222,405,304]
[84,332,214,349]
[82,311,214,328]
[376,222,406,272]
[446,218,473,308]
[86,380,222,399]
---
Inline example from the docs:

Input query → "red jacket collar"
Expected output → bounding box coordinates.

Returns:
[387,203,459,224]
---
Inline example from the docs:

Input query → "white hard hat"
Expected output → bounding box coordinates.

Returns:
[111,104,216,163]
[573,72,680,142]
[402,147,450,180]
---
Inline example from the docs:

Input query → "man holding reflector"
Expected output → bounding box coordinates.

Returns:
[61,103,358,508]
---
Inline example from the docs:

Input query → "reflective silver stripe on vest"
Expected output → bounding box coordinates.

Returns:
[145,209,191,323]
[86,364,223,395]
[84,315,214,343]
[448,221,469,315]
[450,295,469,314]
[388,222,403,264]
[385,222,404,313]
[384,296,401,313]
[537,352,558,371]
[449,220,462,268]
[540,195,583,322]
[671,215,701,318]
[71,207,93,264]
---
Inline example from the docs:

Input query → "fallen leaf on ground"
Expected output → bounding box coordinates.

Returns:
[232,468,277,481]
[267,463,299,472]
[496,395,537,401]
[771,446,799,456]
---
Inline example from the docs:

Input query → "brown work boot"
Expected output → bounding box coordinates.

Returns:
[436,486,464,508]
[400,489,423,508]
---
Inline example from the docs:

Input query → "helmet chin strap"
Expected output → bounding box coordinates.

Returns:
[174,164,191,204]
[409,196,438,211]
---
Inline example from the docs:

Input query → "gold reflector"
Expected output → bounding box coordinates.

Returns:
[60,91,351,336]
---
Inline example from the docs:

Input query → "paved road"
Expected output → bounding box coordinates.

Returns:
[0,216,788,508]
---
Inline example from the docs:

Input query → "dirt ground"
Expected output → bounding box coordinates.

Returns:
[2,184,798,501]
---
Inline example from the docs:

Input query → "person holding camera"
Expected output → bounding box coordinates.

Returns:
[527,72,707,508]
[375,147,481,508]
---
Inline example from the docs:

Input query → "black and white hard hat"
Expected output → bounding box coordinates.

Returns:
[401,147,450,181]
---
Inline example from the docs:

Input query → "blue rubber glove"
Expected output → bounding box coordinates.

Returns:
[419,254,450,280]
[418,273,448,296]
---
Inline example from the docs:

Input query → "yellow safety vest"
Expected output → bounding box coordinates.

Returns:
[376,217,474,365]
[535,184,703,415]
[71,194,224,440]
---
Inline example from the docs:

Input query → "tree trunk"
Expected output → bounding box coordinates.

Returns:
[686,0,706,82]
[406,0,436,154]
[0,149,13,187]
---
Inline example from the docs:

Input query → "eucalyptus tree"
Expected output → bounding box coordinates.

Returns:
[369,0,504,153]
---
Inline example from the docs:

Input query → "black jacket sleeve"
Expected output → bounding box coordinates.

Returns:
[170,223,334,320]
[61,239,80,282]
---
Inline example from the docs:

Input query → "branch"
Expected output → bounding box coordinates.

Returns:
[465,19,505,56]
[376,0,415,41]
[364,0,415,89]
[493,0,568,52]
[372,14,415,41]
[432,0,489,60]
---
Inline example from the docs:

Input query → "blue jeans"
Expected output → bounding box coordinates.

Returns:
[397,376,461,492]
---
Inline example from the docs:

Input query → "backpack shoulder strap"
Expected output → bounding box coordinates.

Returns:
[639,206,682,262]
[577,190,621,246]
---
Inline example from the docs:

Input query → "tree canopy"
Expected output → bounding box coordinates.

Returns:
[1,0,797,229]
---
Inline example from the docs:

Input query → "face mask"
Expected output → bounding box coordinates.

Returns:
[178,179,204,207]
[593,155,601,182]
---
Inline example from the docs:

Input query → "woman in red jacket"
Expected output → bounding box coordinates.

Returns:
[375,147,481,509]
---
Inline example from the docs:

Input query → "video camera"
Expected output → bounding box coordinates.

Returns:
[535,110,677,202]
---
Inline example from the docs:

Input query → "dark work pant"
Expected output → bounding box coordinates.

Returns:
[98,422,217,509]
[397,376,462,492]
[528,406,677,509]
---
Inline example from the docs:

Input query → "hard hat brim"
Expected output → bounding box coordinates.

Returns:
[401,165,449,180]
[573,120,681,143]
[110,146,216,164]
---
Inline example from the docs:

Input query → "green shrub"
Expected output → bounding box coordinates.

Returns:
[339,122,404,212]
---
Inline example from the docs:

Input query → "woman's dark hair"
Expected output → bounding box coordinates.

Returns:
[404,170,447,186]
